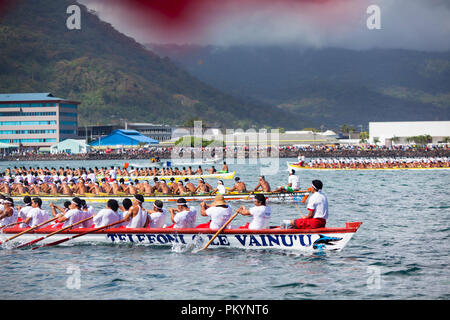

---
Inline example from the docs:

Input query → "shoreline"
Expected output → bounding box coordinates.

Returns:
[1,149,449,162]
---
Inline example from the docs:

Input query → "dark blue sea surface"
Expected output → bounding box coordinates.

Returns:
[0,158,448,299]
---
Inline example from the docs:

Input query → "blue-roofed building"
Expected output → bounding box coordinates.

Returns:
[0,92,80,150]
[89,129,159,147]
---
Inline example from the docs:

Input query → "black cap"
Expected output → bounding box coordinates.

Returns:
[177,198,187,206]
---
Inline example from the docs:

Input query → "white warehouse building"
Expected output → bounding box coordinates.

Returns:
[369,121,450,145]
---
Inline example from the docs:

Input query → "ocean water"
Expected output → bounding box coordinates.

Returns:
[0,158,449,300]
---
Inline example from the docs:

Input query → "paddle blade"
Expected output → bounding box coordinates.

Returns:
[32,238,68,250]
[15,236,45,249]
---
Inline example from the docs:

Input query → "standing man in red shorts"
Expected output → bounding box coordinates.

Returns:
[282,180,328,229]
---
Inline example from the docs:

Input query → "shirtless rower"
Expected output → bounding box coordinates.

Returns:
[221,162,229,173]
[60,181,73,195]
[100,179,112,194]
[28,181,41,195]
[73,178,87,195]
[159,180,171,195]
[127,182,137,195]
[184,178,196,194]
[111,181,121,194]
[228,177,247,193]
[49,182,59,195]
[253,176,271,192]
[118,178,128,192]
[195,179,212,194]
[143,181,153,196]
[174,181,188,195]
[88,181,101,195]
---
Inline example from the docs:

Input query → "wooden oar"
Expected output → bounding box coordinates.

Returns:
[1,217,58,244]
[0,221,22,230]
[15,216,93,249]
[32,218,128,250]
[295,204,305,218]
[199,211,239,251]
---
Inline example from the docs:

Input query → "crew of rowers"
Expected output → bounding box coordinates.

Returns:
[298,156,449,169]
[0,169,275,197]
[2,162,229,180]
[1,176,328,231]
[0,193,271,231]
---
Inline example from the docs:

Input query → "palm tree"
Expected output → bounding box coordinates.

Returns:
[359,131,369,143]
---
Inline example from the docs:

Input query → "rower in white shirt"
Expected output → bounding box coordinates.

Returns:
[55,197,86,228]
[236,194,271,230]
[22,197,49,227]
[146,200,168,228]
[168,198,196,228]
[0,197,18,227]
[92,199,122,228]
[198,194,233,229]
[273,169,300,193]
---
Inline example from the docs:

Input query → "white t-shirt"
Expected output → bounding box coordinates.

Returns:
[187,206,197,228]
[62,209,85,228]
[288,175,300,190]
[248,205,271,230]
[81,206,96,228]
[19,205,33,228]
[93,208,121,227]
[307,191,329,219]
[109,169,117,180]
[173,208,193,229]
[216,184,226,194]
[206,205,233,229]
[27,208,49,227]
[87,173,97,183]
[148,209,168,228]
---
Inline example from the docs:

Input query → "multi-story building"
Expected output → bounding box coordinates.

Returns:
[0,93,80,149]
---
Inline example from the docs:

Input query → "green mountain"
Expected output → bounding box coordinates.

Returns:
[148,44,450,130]
[0,0,297,129]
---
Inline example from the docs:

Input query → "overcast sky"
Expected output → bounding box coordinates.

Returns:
[78,0,450,51]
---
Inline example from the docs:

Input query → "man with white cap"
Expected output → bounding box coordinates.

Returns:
[282,180,328,229]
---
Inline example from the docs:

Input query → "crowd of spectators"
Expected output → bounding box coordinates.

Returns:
[1,143,449,161]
